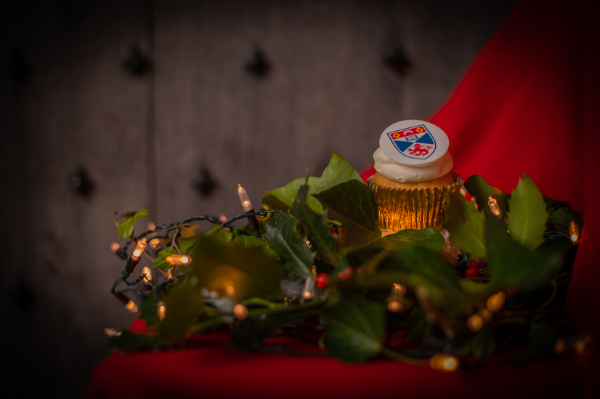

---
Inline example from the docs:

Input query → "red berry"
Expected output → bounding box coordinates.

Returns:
[338,267,354,281]
[465,268,480,278]
[467,262,485,268]
[316,273,329,289]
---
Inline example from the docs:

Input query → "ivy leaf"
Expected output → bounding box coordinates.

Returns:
[181,225,199,238]
[231,229,281,260]
[152,236,199,271]
[293,184,339,267]
[107,330,164,353]
[190,236,284,301]
[204,226,233,243]
[261,194,292,212]
[407,309,433,339]
[547,207,583,234]
[159,284,205,339]
[507,174,548,250]
[264,213,314,280]
[321,296,384,363]
[444,194,487,258]
[488,229,558,292]
[464,175,510,218]
[139,290,159,327]
[266,153,363,214]
[314,180,381,249]
[383,228,444,253]
[117,208,149,238]
[535,235,571,259]
[456,330,496,358]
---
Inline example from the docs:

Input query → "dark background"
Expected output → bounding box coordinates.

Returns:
[0,1,515,397]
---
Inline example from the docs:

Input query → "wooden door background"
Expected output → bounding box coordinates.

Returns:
[0,1,515,397]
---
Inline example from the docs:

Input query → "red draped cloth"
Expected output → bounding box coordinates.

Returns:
[85,0,599,397]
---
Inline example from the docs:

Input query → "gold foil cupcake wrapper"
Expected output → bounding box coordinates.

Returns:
[368,173,463,232]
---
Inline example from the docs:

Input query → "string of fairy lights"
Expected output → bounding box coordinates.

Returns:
[108,183,586,371]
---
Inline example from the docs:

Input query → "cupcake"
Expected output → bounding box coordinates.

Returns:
[367,120,462,232]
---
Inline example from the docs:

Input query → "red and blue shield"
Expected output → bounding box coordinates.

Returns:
[386,124,436,160]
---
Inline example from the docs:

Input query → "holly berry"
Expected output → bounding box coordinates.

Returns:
[316,273,329,289]
[338,267,354,281]
[465,268,480,278]
[467,262,486,268]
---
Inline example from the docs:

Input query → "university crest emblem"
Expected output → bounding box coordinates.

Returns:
[386,124,436,160]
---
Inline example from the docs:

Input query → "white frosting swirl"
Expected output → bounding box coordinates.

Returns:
[373,147,453,182]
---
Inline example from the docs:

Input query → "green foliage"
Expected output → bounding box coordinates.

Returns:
[464,175,510,218]
[107,330,164,353]
[117,208,149,238]
[190,236,284,301]
[382,228,445,253]
[535,235,571,259]
[294,184,340,267]
[204,226,233,243]
[407,309,433,339]
[456,329,496,358]
[266,153,363,214]
[488,229,558,292]
[264,213,314,280]
[139,290,159,327]
[159,284,205,339]
[314,180,381,249]
[231,229,280,260]
[507,174,548,250]
[321,296,384,362]
[548,207,583,234]
[444,194,487,258]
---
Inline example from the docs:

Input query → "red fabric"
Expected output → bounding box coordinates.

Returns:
[86,1,600,398]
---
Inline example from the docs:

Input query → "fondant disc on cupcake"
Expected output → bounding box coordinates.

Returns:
[379,120,449,167]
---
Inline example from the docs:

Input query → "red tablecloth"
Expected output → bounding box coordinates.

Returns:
[86,0,600,397]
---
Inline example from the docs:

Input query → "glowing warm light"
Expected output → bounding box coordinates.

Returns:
[150,238,160,248]
[569,220,580,245]
[388,301,402,312]
[110,242,120,252]
[104,328,122,337]
[165,254,191,266]
[554,338,565,354]
[233,304,249,320]
[487,196,501,218]
[219,214,227,223]
[429,354,458,372]
[302,278,316,300]
[575,336,591,354]
[467,314,484,332]
[305,240,312,248]
[131,238,147,261]
[237,184,253,212]
[486,292,506,313]
[226,285,235,297]
[147,221,156,231]
[157,301,166,320]
[460,186,468,197]
[125,300,138,313]
[471,196,480,212]
[479,308,493,321]
[142,267,152,281]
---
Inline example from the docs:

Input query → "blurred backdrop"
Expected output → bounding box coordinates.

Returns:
[0,0,515,397]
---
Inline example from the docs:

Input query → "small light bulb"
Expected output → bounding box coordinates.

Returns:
[219,214,227,223]
[467,314,484,332]
[142,267,152,281]
[478,308,493,321]
[131,238,147,261]
[147,221,156,231]
[125,300,138,313]
[233,304,249,320]
[110,242,120,252]
[569,220,580,245]
[157,301,166,320]
[226,285,235,297]
[460,186,468,197]
[429,354,458,372]
[487,196,502,218]
[150,238,160,248]
[388,301,402,312]
[104,328,122,337]
[303,291,312,300]
[554,338,565,354]
[237,184,253,212]
[486,292,506,313]
[165,254,192,266]
[301,278,316,301]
